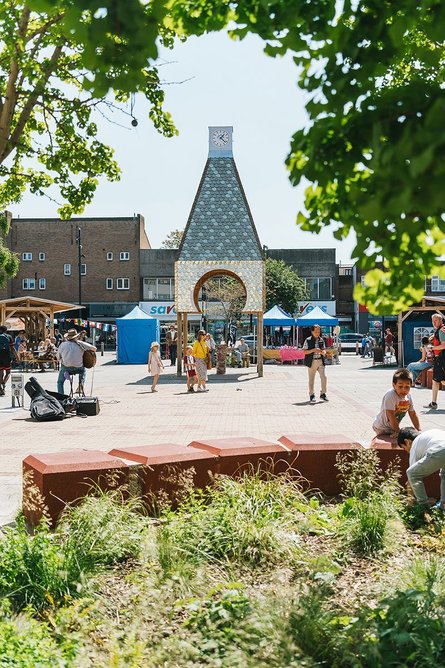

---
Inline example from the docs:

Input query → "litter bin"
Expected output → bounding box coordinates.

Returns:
[373,347,384,364]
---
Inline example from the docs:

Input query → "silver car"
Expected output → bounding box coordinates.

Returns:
[338,333,364,353]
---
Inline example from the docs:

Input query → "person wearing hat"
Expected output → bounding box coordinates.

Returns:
[57,329,96,395]
[148,341,164,392]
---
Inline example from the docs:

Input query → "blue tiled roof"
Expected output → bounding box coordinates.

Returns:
[179,158,263,261]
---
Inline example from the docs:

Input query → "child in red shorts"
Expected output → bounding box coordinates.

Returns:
[184,345,197,393]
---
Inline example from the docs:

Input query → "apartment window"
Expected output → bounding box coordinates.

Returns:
[64,263,71,275]
[431,276,445,292]
[38,252,46,261]
[117,278,130,290]
[142,277,175,300]
[22,252,32,261]
[38,278,46,290]
[303,277,332,300]
[106,278,113,290]
[120,251,130,261]
[22,278,36,290]
[107,252,113,261]
[81,264,86,276]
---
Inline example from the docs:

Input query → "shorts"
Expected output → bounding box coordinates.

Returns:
[186,370,197,378]
[433,357,445,383]
[0,351,11,371]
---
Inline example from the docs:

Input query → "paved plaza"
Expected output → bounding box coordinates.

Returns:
[1,353,444,524]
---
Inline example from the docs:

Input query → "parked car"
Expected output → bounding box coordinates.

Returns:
[338,332,363,353]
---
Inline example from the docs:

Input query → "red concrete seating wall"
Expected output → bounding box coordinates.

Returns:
[187,437,291,478]
[278,434,363,495]
[108,443,218,510]
[23,450,130,527]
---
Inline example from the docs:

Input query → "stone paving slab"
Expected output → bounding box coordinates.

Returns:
[0,352,443,524]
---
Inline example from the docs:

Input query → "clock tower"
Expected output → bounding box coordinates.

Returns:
[208,126,233,158]
[175,126,265,375]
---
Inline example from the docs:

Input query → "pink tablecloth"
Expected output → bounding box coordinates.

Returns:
[279,347,305,362]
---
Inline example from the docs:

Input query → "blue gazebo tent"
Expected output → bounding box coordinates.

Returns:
[262,305,296,326]
[116,306,160,364]
[296,306,338,327]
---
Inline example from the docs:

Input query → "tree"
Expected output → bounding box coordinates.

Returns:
[0,1,177,286]
[265,257,308,314]
[203,276,246,333]
[5,1,445,311]
[161,228,183,249]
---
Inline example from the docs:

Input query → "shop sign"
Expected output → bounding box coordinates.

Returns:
[297,301,336,316]
[139,302,200,321]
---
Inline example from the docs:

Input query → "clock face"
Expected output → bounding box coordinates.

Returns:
[212,129,229,147]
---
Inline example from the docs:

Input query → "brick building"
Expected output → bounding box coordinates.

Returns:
[0,214,149,321]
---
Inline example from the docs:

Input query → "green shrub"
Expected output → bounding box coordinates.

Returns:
[160,472,327,567]
[0,516,83,612]
[336,449,403,557]
[0,493,148,613]
[57,489,147,571]
[0,612,70,667]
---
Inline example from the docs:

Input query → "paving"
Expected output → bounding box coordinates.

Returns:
[1,353,443,525]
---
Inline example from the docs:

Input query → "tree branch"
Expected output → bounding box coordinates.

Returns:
[0,44,64,163]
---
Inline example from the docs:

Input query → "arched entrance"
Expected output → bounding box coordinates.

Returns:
[175,260,265,376]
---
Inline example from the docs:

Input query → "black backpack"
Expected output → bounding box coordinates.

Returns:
[25,376,66,422]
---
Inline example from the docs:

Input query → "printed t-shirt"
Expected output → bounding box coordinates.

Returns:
[372,388,414,433]
[303,336,322,359]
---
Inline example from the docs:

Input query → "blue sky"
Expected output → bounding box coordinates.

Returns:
[16,32,355,263]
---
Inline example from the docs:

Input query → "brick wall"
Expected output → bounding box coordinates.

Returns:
[0,215,149,305]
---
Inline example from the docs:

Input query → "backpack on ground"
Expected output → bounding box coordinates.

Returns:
[25,376,66,422]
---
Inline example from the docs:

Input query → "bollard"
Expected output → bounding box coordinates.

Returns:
[11,373,24,407]
[101,342,104,356]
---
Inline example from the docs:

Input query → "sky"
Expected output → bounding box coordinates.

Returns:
[15,31,356,264]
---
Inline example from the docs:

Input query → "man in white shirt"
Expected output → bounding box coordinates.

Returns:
[57,329,96,394]
[397,427,445,508]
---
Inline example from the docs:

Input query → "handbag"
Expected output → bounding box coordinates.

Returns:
[200,341,212,370]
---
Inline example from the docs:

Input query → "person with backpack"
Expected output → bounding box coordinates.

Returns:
[0,325,18,396]
[56,328,96,395]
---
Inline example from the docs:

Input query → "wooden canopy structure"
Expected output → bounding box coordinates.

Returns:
[397,295,445,364]
[0,297,81,342]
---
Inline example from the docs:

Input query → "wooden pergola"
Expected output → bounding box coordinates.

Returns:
[397,295,445,365]
[0,297,81,342]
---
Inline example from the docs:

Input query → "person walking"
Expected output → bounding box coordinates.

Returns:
[192,329,209,392]
[398,427,445,510]
[303,324,328,403]
[183,345,197,392]
[205,332,216,366]
[426,313,445,410]
[57,329,96,395]
[0,325,18,396]
[166,325,177,366]
[148,341,163,392]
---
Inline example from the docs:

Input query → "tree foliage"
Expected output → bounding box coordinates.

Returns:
[161,228,184,249]
[0,1,177,285]
[265,257,307,314]
[3,1,445,311]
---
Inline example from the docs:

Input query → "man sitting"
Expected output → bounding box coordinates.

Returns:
[57,329,96,395]
[233,338,250,367]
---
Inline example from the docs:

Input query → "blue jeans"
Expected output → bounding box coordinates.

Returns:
[406,361,432,383]
[57,366,86,394]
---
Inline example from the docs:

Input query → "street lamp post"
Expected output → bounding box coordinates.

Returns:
[76,227,83,316]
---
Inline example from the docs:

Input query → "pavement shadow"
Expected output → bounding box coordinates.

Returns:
[292,400,319,406]
[128,372,258,386]
[421,408,445,414]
